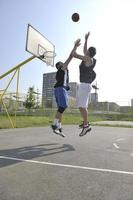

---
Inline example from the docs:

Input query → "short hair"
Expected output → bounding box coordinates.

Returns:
[88,47,96,58]
[55,61,63,69]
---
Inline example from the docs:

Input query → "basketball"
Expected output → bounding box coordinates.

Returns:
[71,13,80,22]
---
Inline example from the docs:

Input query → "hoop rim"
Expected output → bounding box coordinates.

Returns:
[43,50,56,58]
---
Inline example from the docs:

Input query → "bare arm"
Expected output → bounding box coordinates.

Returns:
[62,39,81,70]
[73,52,92,66]
[83,32,90,55]
[73,52,87,61]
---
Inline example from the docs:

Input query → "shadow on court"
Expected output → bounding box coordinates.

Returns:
[0,143,75,168]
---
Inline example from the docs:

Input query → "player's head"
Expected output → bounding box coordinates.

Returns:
[55,61,63,69]
[87,47,96,58]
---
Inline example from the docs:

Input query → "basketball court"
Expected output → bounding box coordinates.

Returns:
[0,125,133,200]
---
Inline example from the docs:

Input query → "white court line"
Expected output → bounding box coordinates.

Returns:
[116,138,125,142]
[113,143,119,149]
[0,156,133,175]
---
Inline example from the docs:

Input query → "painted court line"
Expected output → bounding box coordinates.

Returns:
[0,156,133,175]
[113,143,119,149]
[116,138,125,142]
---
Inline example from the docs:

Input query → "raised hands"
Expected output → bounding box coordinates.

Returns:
[85,32,90,40]
[70,38,81,57]
[74,38,81,47]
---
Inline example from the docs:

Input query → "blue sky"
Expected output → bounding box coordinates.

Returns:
[0,0,133,105]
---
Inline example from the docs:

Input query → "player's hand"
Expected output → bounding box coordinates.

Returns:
[74,38,81,47]
[85,32,90,40]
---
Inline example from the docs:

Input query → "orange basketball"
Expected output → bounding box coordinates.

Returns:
[71,13,80,22]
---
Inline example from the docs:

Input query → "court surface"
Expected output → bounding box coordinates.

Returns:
[0,125,133,200]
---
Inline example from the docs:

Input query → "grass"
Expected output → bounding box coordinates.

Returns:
[0,113,102,129]
[0,112,133,129]
[0,115,51,129]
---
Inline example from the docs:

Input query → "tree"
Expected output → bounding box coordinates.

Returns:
[24,87,36,110]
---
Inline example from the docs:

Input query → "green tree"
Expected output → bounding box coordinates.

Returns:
[24,87,36,110]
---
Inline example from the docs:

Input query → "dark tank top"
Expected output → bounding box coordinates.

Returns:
[79,58,96,83]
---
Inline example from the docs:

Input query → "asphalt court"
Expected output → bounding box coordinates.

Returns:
[0,125,133,200]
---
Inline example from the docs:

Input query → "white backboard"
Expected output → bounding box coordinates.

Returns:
[26,24,55,66]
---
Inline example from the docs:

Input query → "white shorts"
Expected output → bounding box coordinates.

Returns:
[76,82,92,108]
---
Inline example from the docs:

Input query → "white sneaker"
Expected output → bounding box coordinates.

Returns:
[51,125,65,137]
[79,125,91,137]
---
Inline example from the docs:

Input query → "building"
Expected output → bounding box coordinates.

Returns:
[90,93,98,104]
[68,82,77,98]
[42,72,56,108]
[131,99,133,107]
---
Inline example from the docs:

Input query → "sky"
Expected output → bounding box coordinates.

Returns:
[0,0,133,106]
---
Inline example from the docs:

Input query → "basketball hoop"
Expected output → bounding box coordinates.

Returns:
[43,51,56,58]
[39,51,56,59]
[39,51,56,66]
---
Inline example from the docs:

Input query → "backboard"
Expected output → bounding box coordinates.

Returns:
[26,24,55,66]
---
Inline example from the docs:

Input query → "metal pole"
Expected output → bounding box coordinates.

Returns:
[0,55,36,128]
[0,55,35,79]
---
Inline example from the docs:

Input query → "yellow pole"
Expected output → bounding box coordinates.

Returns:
[0,55,35,80]
[0,71,17,128]
[2,99,15,128]
[1,70,17,98]
[0,55,36,128]
[14,68,20,127]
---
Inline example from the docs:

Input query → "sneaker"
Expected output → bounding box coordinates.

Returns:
[51,125,65,137]
[54,129,65,137]
[79,125,91,137]
[58,131,65,138]
[79,122,91,129]
[51,124,58,131]
[59,128,63,132]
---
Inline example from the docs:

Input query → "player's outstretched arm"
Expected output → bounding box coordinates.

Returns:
[83,32,90,55]
[73,52,92,66]
[62,39,81,70]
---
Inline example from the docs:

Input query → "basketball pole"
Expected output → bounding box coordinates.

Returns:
[0,55,36,128]
[0,55,35,80]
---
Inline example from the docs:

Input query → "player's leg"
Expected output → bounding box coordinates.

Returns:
[51,108,65,137]
[76,83,92,136]
[51,88,60,130]
[79,107,88,125]
[51,87,68,137]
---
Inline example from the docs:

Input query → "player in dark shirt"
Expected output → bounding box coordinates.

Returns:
[51,39,81,137]
[73,32,97,136]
